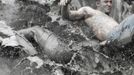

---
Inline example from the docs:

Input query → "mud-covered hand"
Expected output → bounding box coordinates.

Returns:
[99,40,111,46]
[59,0,71,6]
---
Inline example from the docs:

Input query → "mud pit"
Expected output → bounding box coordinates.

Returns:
[0,0,134,75]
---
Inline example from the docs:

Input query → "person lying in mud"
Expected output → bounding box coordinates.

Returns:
[60,0,118,41]
[17,0,134,60]
[59,0,134,47]
[18,26,73,63]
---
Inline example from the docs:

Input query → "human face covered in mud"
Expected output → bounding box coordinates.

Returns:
[96,0,112,15]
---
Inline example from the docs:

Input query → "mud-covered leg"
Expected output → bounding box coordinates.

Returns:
[18,26,73,63]
[107,14,134,46]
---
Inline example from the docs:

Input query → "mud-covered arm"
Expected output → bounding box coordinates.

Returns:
[60,0,87,21]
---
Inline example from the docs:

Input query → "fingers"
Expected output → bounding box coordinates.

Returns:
[99,40,107,46]
[65,0,68,4]
[70,6,78,10]
[99,40,110,46]
[66,0,71,4]
[59,0,65,6]
[70,3,78,10]
[59,0,71,6]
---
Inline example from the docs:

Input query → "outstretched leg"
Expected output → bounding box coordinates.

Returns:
[18,26,73,63]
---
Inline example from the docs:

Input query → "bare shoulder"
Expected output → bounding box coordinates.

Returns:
[78,6,94,11]
[78,6,99,16]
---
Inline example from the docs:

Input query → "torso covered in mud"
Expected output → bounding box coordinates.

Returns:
[85,11,119,41]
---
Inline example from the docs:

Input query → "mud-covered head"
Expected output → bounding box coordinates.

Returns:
[96,0,112,15]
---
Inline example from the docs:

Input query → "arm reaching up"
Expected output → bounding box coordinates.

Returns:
[59,0,89,21]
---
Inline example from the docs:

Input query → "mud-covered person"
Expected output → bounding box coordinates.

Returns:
[59,0,134,47]
[59,0,118,41]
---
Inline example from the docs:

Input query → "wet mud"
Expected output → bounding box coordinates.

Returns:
[0,0,134,75]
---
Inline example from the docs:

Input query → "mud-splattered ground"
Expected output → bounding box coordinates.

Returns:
[0,0,134,75]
